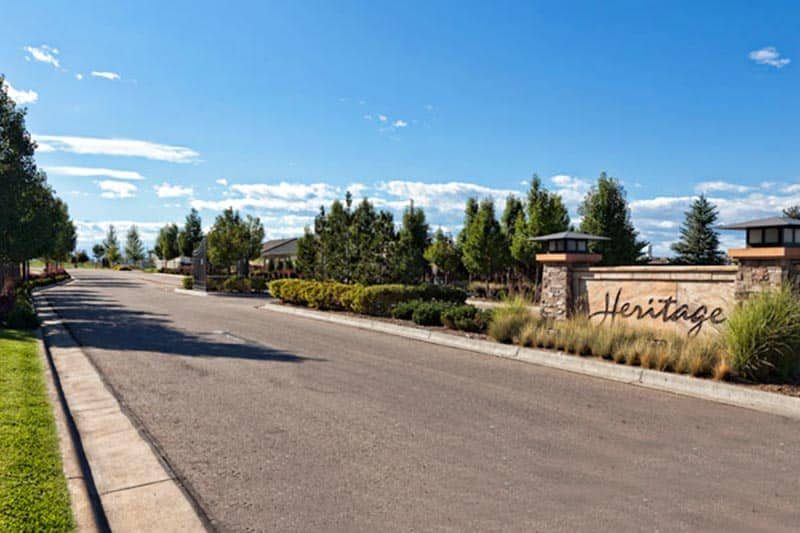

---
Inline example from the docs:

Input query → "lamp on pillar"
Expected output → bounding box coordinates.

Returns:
[719,216,800,297]
[533,231,608,320]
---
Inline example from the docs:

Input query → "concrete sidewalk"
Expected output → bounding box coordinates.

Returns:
[35,293,207,532]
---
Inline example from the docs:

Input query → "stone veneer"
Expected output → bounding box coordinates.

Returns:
[540,263,572,320]
[734,259,800,298]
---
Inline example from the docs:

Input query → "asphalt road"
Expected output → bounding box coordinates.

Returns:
[43,269,799,532]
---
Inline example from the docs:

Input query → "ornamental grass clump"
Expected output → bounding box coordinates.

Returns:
[488,298,535,344]
[724,286,800,382]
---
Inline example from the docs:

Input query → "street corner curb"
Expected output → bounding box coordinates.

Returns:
[260,302,800,421]
[34,296,209,532]
[36,328,103,533]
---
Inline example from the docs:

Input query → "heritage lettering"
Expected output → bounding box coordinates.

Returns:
[588,289,726,336]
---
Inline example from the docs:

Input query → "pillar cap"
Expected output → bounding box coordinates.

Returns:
[536,253,602,264]
[728,247,800,260]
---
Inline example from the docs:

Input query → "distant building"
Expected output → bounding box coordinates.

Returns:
[261,238,299,269]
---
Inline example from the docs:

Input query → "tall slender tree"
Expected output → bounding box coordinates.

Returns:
[578,172,647,265]
[461,198,509,287]
[154,223,180,265]
[671,195,724,264]
[178,208,204,257]
[424,229,461,283]
[394,201,430,284]
[125,225,145,265]
[103,225,121,265]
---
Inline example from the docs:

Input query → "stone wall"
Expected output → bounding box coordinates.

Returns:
[571,266,738,336]
[735,259,800,298]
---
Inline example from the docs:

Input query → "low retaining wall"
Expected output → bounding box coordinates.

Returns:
[572,266,738,336]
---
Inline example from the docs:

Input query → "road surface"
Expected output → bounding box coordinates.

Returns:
[41,269,799,532]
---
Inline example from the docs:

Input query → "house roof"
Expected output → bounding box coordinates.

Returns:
[530,231,610,241]
[718,217,800,230]
[261,238,298,257]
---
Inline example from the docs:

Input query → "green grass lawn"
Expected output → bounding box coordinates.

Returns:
[0,329,74,532]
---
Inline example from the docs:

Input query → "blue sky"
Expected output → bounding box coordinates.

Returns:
[3,1,799,255]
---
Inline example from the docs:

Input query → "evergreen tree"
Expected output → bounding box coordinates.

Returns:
[103,225,121,264]
[457,197,479,250]
[295,229,318,277]
[501,195,525,240]
[372,211,397,284]
[125,225,145,265]
[207,208,249,273]
[783,205,800,219]
[244,215,265,260]
[154,223,180,262]
[394,202,430,284]
[510,176,570,276]
[178,208,204,257]
[671,195,724,265]
[461,198,509,285]
[424,229,461,283]
[578,172,647,265]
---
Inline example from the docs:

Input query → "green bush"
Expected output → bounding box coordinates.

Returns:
[223,276,251,293]
[181,276,193,290]
[441,305,492,333]
[392,300,423,320]
[488,299,534,343]
[411,301,453,326]
[250,277,267,292]
[353,283,466,316]
[5,294,40,329]
[724,286,800,381]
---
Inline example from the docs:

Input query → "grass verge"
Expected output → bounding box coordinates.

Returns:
[0,329,74,531]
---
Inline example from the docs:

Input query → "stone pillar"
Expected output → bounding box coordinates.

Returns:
[537,253,602,320]
[729,248,800,300]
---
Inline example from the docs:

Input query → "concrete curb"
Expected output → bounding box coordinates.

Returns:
[34,294,208,532]
[37,330,103,532]
[261,302,800,421]
[174,288,208,297]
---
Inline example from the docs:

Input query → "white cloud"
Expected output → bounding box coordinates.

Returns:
[363,114,373,120]
[32,134,199,163]
[377,180,518,213]
[216,178,228,186]
[98,180,137,199]
[392,119,408,128]
[91,71,121,81]
[154,182,193,198]
[46,166,145,181]
[3,81,38,104]
[24,45,60,68]
[548,174,593,208]
[75,73,83,80]
[694,181,753,194]
[749,47,790,68]
[378,114,388,122]
[192,181,341,212]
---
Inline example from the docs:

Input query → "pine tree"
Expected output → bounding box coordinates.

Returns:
[394,202,430,284]
[125,225,145,265]
[103,225,121,264]
[578,172,647,265]
[295,229,318,277]
[461,198,509,286]
[457,198,479,251]
[501,195,525,240]
[424,229,461,283]
[178,208,204,257]
[509,176,570,277]
[671,194,724,265]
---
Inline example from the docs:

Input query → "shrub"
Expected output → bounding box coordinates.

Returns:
[5,294,40,329]
[181,277,193,290]
[392,300,422,320]
[441,305,491,333]
[250,277,267,292]
[488,299,534,343]
[724,286,800,381]
[223,276,251,293]
[411,302,449,326]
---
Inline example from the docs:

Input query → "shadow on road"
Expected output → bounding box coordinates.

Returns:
[38,275,316,364]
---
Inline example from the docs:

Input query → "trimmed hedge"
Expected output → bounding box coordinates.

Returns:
[269,279,486,331]
[181,276,193,290]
